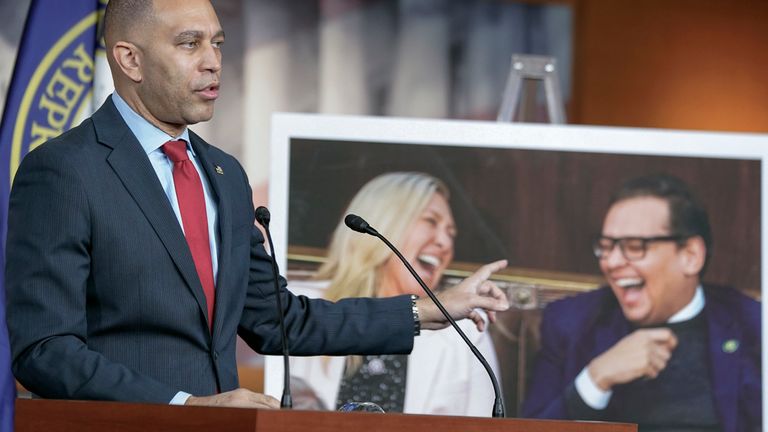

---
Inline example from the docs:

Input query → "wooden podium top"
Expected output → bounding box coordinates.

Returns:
[16,399,636,432]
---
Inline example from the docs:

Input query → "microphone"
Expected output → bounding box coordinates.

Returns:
[255,206,292,409]
[344,214,506,417]
[344,214,378,236]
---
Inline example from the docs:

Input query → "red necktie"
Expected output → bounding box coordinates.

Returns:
[163,140,215,332]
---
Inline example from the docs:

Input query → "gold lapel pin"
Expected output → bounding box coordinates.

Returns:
[215,165,224,175]
[722,339,739,353]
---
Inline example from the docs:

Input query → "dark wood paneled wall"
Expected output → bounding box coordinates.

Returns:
[288,139,760,297]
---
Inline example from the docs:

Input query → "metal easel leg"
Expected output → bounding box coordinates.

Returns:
[497,54,566,124]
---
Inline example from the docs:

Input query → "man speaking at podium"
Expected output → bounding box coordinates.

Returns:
[5,0,508,408]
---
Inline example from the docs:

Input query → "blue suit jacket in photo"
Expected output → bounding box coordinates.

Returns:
[521,285,761,432]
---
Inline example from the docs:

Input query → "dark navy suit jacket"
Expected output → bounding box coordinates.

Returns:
[521,285,761,432]
[5,97,413,402]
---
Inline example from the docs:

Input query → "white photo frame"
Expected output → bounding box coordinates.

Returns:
[266,113,766,423]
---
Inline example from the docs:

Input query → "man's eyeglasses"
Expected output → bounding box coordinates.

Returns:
[592,235,688,261]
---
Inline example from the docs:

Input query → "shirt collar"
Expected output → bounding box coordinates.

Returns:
[112,91,192,155]
[667,285,705,323]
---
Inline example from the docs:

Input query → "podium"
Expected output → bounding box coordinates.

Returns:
[15,399,636,432]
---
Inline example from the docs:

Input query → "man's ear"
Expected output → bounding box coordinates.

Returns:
[112,41,142,83]
[680,236,706,276]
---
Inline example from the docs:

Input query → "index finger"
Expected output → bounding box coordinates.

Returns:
[664,331,678,350]
[464,259,508,285]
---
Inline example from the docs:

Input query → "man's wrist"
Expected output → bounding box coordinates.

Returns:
[414,298,446,330]
[575,367,612,409]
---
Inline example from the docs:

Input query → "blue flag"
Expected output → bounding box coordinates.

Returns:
[0,1,108,429]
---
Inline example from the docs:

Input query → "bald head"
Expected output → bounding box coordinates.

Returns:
[104,0,154,47]
[104,0,223,136]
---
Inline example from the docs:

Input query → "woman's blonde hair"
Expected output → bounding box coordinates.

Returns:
[316,171,450,301]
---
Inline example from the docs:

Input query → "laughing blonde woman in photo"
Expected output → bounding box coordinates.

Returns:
[289,172,502,416]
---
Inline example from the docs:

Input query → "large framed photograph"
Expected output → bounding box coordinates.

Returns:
[266,113,766,423]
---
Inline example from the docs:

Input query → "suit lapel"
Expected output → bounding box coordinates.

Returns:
[189,131,232,341]
[594,313,630,354]
[704,293,740,432]
[93,98,211,329]
[573,293,630,377]
[585,304,632,412]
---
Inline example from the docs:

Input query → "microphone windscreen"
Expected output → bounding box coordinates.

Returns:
[255,206,271,226]
[344,214,369,233]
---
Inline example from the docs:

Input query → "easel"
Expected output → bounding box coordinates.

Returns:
[494,54,567,410]
[497,54,566,124]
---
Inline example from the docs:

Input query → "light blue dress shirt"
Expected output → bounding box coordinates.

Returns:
[111,92,219,405]
[111,92,219,280]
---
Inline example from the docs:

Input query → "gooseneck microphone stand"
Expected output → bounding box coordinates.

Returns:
[344,214,505,417]
[255,206,292,409]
